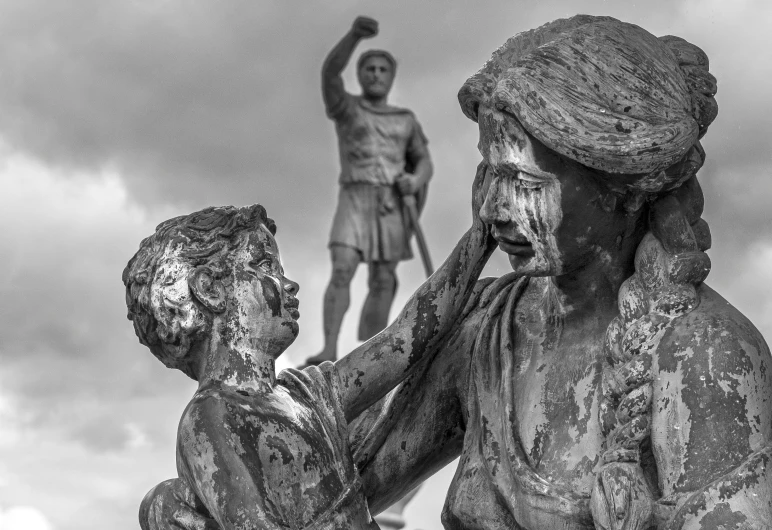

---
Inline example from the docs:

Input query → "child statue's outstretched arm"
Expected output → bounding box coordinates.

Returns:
[335,162,497,421]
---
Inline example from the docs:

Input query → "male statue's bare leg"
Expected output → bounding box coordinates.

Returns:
[306,245,360,364]
[358,261,398,341]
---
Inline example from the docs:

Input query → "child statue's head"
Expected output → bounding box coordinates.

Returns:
[123,205,300,380]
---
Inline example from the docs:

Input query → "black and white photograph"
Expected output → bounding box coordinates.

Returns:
[1,1,771,529]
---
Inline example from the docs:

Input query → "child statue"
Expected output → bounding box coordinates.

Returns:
[123,177,493,529]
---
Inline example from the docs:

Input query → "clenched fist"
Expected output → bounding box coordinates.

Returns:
[351,16,378,39]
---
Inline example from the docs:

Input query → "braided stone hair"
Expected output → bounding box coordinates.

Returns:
[591,37,718,529]
[122,205,276,379]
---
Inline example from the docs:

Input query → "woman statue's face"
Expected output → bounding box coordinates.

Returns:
[477,103,630,277]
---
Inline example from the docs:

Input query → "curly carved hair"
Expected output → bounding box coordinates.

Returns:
[122,205,276,380]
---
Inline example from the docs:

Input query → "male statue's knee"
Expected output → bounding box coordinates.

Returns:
[331,266,356,288]
[370,271,397,292]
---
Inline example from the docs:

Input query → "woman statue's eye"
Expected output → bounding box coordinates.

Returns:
[518,178,543,190]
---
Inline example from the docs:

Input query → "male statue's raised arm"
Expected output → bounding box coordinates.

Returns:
[321,16,378,121]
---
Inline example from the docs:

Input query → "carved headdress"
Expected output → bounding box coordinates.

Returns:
[458,15,718,193]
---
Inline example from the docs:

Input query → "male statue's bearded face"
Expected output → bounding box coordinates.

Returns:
[477,102,629,278]
[357,56,394,99]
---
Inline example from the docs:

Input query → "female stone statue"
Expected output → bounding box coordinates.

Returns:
[141,15,771,530]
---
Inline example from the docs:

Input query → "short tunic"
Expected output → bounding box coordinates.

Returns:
[326,94,428,263]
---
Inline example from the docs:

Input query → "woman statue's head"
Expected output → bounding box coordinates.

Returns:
[459,15,717,277]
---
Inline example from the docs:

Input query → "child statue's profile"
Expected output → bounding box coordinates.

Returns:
[123,195,493,529]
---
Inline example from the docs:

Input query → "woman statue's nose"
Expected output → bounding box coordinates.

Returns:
[479,173,516,226]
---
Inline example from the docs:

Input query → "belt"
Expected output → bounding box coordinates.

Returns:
[341,182,399,215]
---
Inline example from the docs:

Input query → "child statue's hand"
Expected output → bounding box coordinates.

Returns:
[140,479,218,530]
[591,463,654,530]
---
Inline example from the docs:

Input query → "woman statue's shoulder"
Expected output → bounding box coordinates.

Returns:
[661,283,770,368]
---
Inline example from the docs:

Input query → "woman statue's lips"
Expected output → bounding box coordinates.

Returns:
[495,235,533,256]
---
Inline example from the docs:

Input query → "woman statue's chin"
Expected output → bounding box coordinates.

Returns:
[506,251,557,277]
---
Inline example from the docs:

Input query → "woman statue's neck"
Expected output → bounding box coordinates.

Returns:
[540,229,642,322]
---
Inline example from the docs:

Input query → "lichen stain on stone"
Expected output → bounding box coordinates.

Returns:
[353,370,365,388]
[735,338,772,450]
[181,406,223,510]
[264,434,295,465]
[480,416,502,476]
[698,502,748,527]
[676,343,754,491]
[652,360,691,497]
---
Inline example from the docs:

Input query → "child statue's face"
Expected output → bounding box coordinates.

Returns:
[228,226,300,358]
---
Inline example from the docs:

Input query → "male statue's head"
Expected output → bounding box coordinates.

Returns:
[459,15,717,278]
[123,205,300,381]
[357,49,397,100]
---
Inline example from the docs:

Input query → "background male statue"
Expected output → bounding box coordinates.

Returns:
[306,16,433,365]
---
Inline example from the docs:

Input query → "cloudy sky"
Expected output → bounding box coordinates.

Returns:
[0,0,770,529]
